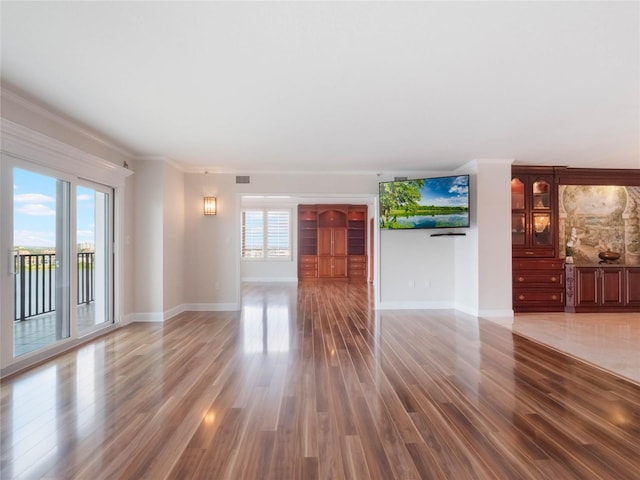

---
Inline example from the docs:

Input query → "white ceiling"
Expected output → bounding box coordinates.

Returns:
[1,1,639,173]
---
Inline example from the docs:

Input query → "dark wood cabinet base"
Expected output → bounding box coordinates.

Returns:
[565,264,640,312]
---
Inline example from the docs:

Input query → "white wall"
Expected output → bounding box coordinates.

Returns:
[454,163,479,313]
[476,160,513,316]
[163,162,185,313]
[379,229,455,308]
[454,160,513,318]
[182,173,241,310]
[133,160,164,315]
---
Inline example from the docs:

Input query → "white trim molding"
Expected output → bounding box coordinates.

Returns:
[0,117,133,376]
[184,303,241,312]
[1,120,133,186]
[377,301,455,310]
[1,86,136,159]
[241,277,298,283]
[129,302,241,322]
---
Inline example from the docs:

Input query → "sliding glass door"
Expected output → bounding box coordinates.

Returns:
[2,160,113,359]
[12,167,71,356]
[76,183,112,335]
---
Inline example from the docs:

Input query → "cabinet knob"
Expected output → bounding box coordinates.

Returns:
[518,295,525,300]
[551,277,557,282]
[518,277,525,282]
[551,295,558,300]
[525,251,535,255]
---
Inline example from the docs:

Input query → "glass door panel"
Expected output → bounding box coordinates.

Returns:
[511,177,525,209]
[532,213,552,246]
[532,179,550,209]
[512,213,526,245]
[13,168,70,357]
[77,185,112,335]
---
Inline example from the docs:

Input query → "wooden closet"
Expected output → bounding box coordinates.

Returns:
[298,204,368,281]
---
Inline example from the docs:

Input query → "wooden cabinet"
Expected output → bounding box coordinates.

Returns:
[299,255,318,279]
[565,265,640,312]
[626,268,640,307]
[347,207,366,255]
[318,256,347,278]
[298,204,367,281]
[347,207,368,281]
[511,165,640,313]
[511,166,563,311]
[512,259,565,312]
[298,205,318,256]
[318,225,347,256]
[511,167,557,258]
[318,216,347,278]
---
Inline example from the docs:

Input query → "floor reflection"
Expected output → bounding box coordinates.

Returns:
[8,365,59,478]
[242,304,291,354]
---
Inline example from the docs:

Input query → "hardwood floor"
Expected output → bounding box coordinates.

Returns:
[1,282,639,479]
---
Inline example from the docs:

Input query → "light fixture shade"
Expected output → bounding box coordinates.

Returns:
[203,196,217,215]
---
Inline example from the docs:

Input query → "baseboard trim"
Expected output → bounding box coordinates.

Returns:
[241,277,298,283]
[183,303,241,312]
[377,301,454,310]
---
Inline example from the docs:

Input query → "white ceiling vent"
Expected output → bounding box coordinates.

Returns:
[236,175,250,184]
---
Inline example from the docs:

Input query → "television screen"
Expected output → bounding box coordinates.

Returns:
[379,174,470,230]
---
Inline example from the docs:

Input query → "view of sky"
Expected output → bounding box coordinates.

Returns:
[13,168,96,248]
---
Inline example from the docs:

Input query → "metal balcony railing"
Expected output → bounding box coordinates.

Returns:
[14,253,95,321]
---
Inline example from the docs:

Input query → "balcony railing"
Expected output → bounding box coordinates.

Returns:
[14,253,95,321]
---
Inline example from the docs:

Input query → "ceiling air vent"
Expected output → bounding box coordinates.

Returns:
[236,175,250,184]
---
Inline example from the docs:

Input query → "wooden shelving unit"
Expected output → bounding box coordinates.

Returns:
[298,204,368,281]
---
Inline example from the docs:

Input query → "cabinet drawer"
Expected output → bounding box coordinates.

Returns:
[513,248,556,258]
[513,272,563,285]
[513,259,564,270]
[300,256,317,265]
[514,290,564,304]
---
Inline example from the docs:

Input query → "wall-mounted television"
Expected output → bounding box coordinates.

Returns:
[379,174,470,230]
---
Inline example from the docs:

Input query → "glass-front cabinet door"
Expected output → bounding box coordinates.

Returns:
[511,169,556,257]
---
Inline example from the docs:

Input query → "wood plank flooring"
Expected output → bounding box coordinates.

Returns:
[1,282,639,479]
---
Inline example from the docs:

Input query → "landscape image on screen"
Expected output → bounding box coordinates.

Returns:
[379,175,470,229]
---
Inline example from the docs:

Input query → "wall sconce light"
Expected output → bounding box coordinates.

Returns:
[203,196,217,215]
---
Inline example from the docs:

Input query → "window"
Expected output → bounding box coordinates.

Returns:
[241,209,291,259]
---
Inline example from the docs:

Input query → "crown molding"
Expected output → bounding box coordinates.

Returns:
[1,119,133,186]
[136,155,186,173]
[1,86,136,159]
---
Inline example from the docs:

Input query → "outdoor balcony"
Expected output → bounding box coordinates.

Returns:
[13,253,101,357]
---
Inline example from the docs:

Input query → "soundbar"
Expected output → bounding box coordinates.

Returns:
[430,232,467,237]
